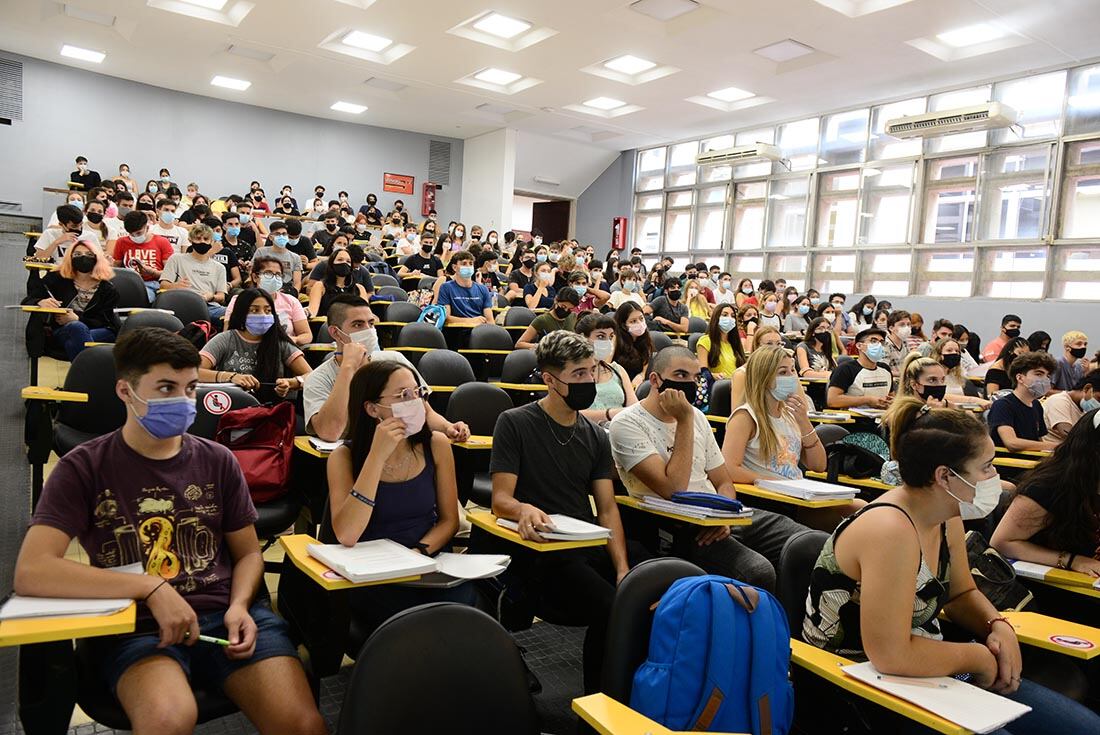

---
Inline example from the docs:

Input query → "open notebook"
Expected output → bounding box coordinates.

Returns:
[0,562,143,620]
[496,515,611,541]
[307,540,509,586]
[753,478,857,500]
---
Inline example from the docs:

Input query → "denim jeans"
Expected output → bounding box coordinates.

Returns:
[989,678,1100,735]
[207,303,226,321]
[52,321,115,361]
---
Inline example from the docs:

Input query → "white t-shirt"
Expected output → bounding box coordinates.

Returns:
[148,223,190,254]
[34,227,72,261]
[609,402,724,499]
[714,288,736,305]
[608,290,645,310]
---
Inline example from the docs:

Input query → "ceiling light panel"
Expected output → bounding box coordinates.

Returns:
[584,97,626,110]
[341,30,392,52]
[754,39,815,62]
[604,55,656,75]
[810,0,914,17]
[331,101,367,114]
[906,23,1029,62]
[146,0,254,27]
[563,98,644,118]
[707,86,755,102]
[472,12,530,39]
[60,44,105,63]
[456,68,541,95]
[182,0,227,10]
[211,75,250,90]
[936,23,1006,48]
[63,4,117,27]
[582,55,678,86]
[474,68,522,85]
[446,11,557,52]
[629,0,699,22]
[319,27,415,65]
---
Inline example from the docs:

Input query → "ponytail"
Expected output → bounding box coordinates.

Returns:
[896,351,939,399]
[884,396,987,487]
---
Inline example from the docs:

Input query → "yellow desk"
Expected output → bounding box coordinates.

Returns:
[615,496,751,527]
[571,693,747,735]
[0,603,136,647]
[1016,565,1100,600]
[992,457,1038,470]
[21,386,88,403]
[458,348,514,356]
[454,435,492,450]
[293,435,332,459]
[428,385,457,393]
[304,343,337,352]
[491,381,548,392]
[789,640,968,735]
[278,534,421,591]
[800,378,830,385]
[707,414,728,425]
[23,260,52,272]
[23,231,44,238]
[466,510,608,552]
[734,483,853,509]
[1001,611,1100,660]
[995,448,1051,459]
[18,306,68,315]
[806,471,891,493]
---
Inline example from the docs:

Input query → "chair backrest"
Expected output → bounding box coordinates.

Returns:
[118,310,185,336]
[499,349,538,384]
[687,332,703,353]
[111,268,151,308]
[709,379,731,417]
[417,276,437,291]
[416,349,476,387]
[649,331,672,352]
[337,603,538,735]
[445,383,513,436]
[371,273,400,289]
[602,558,706,701]
[814,423,849,446]
[635,379,652,400]
[687,316,708,334]
[153,289,210,327]
[58,345,127,435]
[188,384,259,440]
[383,301,422,324]
[468,324,513,351]
[376,285,408,302]
[777,529,829,635]
[395,322,447,350]
[502,307,535,328]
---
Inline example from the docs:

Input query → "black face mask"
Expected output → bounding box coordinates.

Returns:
[1005,328,1021,338]
[918,384,947,402]
[941,353,962,369]
[657,376,698,403]
[332,263,352,277]
[367,198,377,206]
[71,255,97,273]
[86,212,104,224]
[522,259,535,268]
[190,242,212,255]
[814,332,831,347]
[667,289,682,301]
[1070,347,1087,359]
[553,306,571,319]
[550,376,596,411]
[326,223,338,231]
[745,317,758,325]
[422,243,434,253]
[137,202,153,211]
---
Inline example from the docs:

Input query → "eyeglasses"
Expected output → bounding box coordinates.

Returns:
[377,385,430,403]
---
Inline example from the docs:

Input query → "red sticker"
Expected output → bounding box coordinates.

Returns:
[1049,635,1094,650]
[203,390,231,416]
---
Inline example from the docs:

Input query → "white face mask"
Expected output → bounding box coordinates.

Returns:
[389,396,426,436]
[945,469,1002,520]
[823,312,836,324]
[592,339,614,362]
[896,326,911,340]
[344,326,378,354]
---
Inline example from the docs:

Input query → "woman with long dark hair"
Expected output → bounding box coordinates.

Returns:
[613,301,653,387]
[849,294,877,331]
[985,337,1030,396]
[696,303,746,380]
[795,316,837,379]
[308,246,367,317]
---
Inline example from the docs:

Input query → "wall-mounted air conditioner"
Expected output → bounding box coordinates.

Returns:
[696,143,782,166]
[884,102,1017,139]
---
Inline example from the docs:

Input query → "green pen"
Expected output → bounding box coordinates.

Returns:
[198,634,231,647]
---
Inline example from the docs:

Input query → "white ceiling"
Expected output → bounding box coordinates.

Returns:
[3,0,1100,153]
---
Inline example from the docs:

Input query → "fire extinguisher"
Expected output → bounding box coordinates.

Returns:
[611,216,627,250]
[421,182,437,217]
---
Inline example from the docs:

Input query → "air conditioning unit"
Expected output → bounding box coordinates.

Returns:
[884,102,1017,139]
[696,143,782,167]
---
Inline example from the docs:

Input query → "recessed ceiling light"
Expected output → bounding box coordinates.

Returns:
[60,44,105,63]
[341,30,393,52]
[227,44,275,62]
[754,39,815,63]
[331,101,367,114]
[363,77,407,92]
[936,23,1006,48]
[629,0,699,22]
[474,68,523,85]
[707,86,755,103]
[210,75,250,90]
[604,55,656,75]
[63,4,117,27]
[472,12,531,39]
[584,96,626,110]
[182,0,228,9]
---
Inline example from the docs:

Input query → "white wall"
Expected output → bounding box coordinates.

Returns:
[575,151,635,250]
[459,127,515,232]
[511,194,549,233]
[514,131,620,200]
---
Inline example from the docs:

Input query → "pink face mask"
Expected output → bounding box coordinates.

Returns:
[628,321,647,337]
[389,396,426,436]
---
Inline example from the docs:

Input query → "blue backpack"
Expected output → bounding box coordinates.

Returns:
[417,304,446,329]
[630,575,794,734]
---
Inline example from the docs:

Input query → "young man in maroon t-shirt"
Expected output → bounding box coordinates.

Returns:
[113,210,175,303]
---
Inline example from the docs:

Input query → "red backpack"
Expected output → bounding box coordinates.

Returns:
[214,401,295,504]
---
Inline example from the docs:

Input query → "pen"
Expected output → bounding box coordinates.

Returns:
[876,674,948,689]
[198,634,231,646]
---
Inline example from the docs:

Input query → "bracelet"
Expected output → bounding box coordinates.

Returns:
[143,579,167,602]
[800,428,817,439]
[350,489,376,507]
[987,616,1012,634]
[605,409,611,422]
[1067,554,1077,572]
[1056,551,1068,569]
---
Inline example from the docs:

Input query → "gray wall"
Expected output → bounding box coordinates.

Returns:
[0,51,463,221]
[574,150,634,250]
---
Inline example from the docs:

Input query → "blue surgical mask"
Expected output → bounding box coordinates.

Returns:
[1081,397,1100,412]
[227,226,241,237]
[273,234,289,247]
[862,305,873,316]
[458,265,474,279]
[259,274,282,294]
[159,211,175,225]
[770,375,800,402]
[245,314,275,336]
[213,232,223,243]
[129,389,196,439]
[798,304,810,315]
[574,285,588,297]
[239,213,252,224]
[810,297,821,306]
[623,280,636,292]
[865,342,886,362]
[718,316,737,333]
[536,253,547,263]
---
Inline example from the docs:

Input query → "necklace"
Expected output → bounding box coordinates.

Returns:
[382,444,416,480]
[539,401,577,446]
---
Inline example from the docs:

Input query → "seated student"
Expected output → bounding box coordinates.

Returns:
[204,216,243,292]
[1037,369,1100,443]
[734,277,757,308]
[915,318,955,358]
[14,328,326,735]
[199,288,311,403]
[884,310,913,375]
[325,361,476,633]
[1027,330,1052,353]
[114,210,174,303]
[475,250,502,293]
[225,257,311,347]
[565,269,601,314]
[644,278,690,334]
[488,331,639,693]
[436,250,494,326]
[394,222,419,257]
[757,291,782,331]
[722,345,863,530]
[303,296,469,442]
[827,328,893,410]
[396,235,443,280]
[784,295,813,339]
[738,303,761,352]
[523,261,557,310]
[932,337,990,409]
[307,246,368,318]
[24,241,120,360]
[33,205,86,262]
[148,199,189,255]
[576,313,638,424]
[987,351,1059,452]
[894,352,948,408]
[983,313,1023,363]
[696,303,746,380]
[802,396,1100,733]
[284,220,317,272]
[985,337,1030,396]
[610,346,810,590]
[251,221,303,294]
[712,272,736,305]
[220,211,253,273]
[992,408,1100,578]
[505,249,535,305]
[796,317,837,379]
[607,267,645,310]
[517,287,581,350]
[613,302,653,387]
[1052,330,1089,391]
[683,279,712,320]
[159,224,228,320]
[731,326,789,408]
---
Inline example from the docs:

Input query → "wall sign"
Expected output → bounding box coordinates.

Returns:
[383,173,414,194]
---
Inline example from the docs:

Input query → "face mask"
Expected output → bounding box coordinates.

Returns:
[86,212,104,225]
[786,293,797,303]
[213,232,223,243]
[657,377,698,402]
[389,396,427,436]
[458,265,474,279]
[764,302,777,313]
[226,226,241,237]
[533,253,547,264]
[455,230,465,240]
[918,384,948,401]
[71,255,97,273]
[549,253,560,263]
[235,212,251,225]
[1081,396,1100,412]
[832,302,844,310]
[862,306,873,316]
[1026,375,1051,399]
[823,312,836,324]
[687,289,699,300]
[129,389,196,439]
[770,375,799,402]
[489,237,498,245]
[717,316,737,334]
[668,289,682,301]
[120,169,129,176]
[553,305,571,319]
[810,297,821,306]
[737,285,751,296]
[118,206,133,218]
[367,198,377,206]
[628,321,647,337]
[129,231,148,244]
[569,284,586,298]
[189,242,212,255]
[160,175,170,183]
[592,339,614,362]
[814,332,831,348]
[798,304,810,316]
[68,199,83,207]
[1070,347,1087,359]
[1004,328,1021,338]
[538,272,553,283]
[533,236,543,246]
[273,235,289,247]
[245,313,275,336]
[864,342,886,362]
[159,211,175,225]
[148,185,159,193]
[745,316,758,325]
[896,326,911,340]
[946,469,1002,521]
[332,262,353,278]
[258,273,283,294]
[941,353,961,369]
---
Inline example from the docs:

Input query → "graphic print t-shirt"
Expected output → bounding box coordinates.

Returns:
[32,430,257,619]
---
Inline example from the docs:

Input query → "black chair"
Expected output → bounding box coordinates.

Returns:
[649,331,672,352]
[375,285,408,303]
[499,349,537,385]
[393,322,447,367]
[154,289,210,327]
[383,301,422,324]
[110,267,151,308]
[446,383,512,506]
[371,273,400,289]
[709,379,731,417]
[688,316,708,334]
[462,324,514,381]
[117,310,184,336]
[502,306,536,328]
[814,423,849,447]
[417,276,437,291]
[54,345,127,457]
[688,332,703,353]
[416,349,476,415]
[336,604,538,735]
[636,380,652,400]
[777,530,829,638]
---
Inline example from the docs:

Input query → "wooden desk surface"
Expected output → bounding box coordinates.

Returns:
[1002,611,1100,660]
[995,447,1051,459]
[492,381,548,391]
[293,435,332,459]
[572,693,747,735]
[0,603,136,647]
[19,305,68,315]
[466,510,608,552]
[21,386,88,402]
[278,534,422,591]
[734,483,854,509]
[23,260,52,271]
[453,435,492,450]
[992,457,1039,470]
[805,471,892,492]
[615,495,752,527]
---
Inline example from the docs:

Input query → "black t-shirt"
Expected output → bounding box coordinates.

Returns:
[308,261,373,291]
[478,269,502,291]
[1019,483,1100,558]
[274,207,300,217]
[69,170,101,191]
[239,226,257,248]
[223,239,254,264]
[489,402,613,523]
[313,228,340,249]
[507,268,533,290]
[210,248,239,280]
[402,253,443,278]
[988,392,1046,447]
[358,205,383,226]
[985,368,1009,393]
[286,235,314,262]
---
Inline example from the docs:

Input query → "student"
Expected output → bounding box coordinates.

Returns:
[696,304,746,380]
[284,219,317,271]
[1052,331,1089,391]
[436,250,494,326]
[932,338,990,409]
[916,319,956,358]
[505,249,536,305]
[115,162,136,193]
[307,247,368,318]
[610,346,809,590]
[992,409,1100,576]
[848,294,877,332]
[205,217,243,291]
[566,270,601,314]
[872,307,890,333]
[24,241,120,360]
[397,236,444,280]
[734,277,757,308]
[683,279,712,320]
[712,272,736,305]
[488,331,637,692]
[576,313,637,424]
[1026,330,1052,354]
[78,198,116,254]
[303,296,469,442]
[475,250,502,293]
[738,303,761,352]
[827,328,893,409]
[784,295,812,338]
[220,211,253,268]
[234,199,267,247]
[982,314,1023,363]
[252,221,303,292]
[523,261,557,310]
[607,267,644,310]
[225,257,311,347]
[517,288,580,350]
[731,327,788,409]
[894,353,948,408]
[14,328,326,735]
[69,155,101,191]
[1037,370,1100,443]
[987,351,1059,451]
[149,199,189,254]
[883,310,913,376]
[796,317,837,379]
[199,288,311,403]
[33,205,86,262]
[160,224,228,320]
[613,302,653,387]
[325,361,475,634]
[114,210,174,303]
[645,277,690,334]
[985,338,1030,396]
[757,291,782,331]
[802,396,1099,733]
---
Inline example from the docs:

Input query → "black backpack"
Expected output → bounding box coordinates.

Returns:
[826,433,888,481]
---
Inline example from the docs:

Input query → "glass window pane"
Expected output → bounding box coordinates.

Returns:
[638,147,666,173]
[701,134,734,152]
[728,131,775,178]
[992,71,1066,143]
[869,97,925,160]
[924,281,972,297]
[859,163,914,245]
[634,213,661,252]
[635,193,662,211]
[667,190,693,208]
[768,254,807,273]
[1065,64,1100,136]
[978,145,1050,241]
[636,174,664,192]
[777,118,820,172]
[729,255,764,275]
[986,248,1047,272]
[986,281,1044,299]
[816,170,860,247]
[701,164,732,183]
[668,142,698,168]
[664,210,691,251]
[694,208,725,250]
[868,251,912,272]
[1060,139,1100,239]
[925,86,992,154]
[869,280,910,296]
[813,251,857,275]
[699,186,727,205]
[766,177,809,247]
[668,170,697,187]
[736,127,775,146]
[816,278,854,294]
[922,250,974,272]
[922,156,978,243]
[732,181,767,250]
[1053,246,1100,298]
[820,109,869,166]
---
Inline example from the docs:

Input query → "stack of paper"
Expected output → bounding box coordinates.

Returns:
[308,437,343,453]
[307,539,439,583]
[497,514,611,541]
[404,553,511,589]
[753,478,857,501]
[842,662,1031,734]
[808,411,849,420]
[850,408,886,418]
[642,496,752,520]
[1012,560,1100,589]
[0,596,133,620]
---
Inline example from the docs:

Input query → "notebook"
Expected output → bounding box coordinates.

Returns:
[752,478,857,500]
[1012,560,1100,590]
[644,496,752,520]
[842,662,1031,733]
[849,408,886,418]
[496,515,611,541]
[403,553,511,589]
[307,539,439,584]
[0,563,143,620]
[808,411,849,420]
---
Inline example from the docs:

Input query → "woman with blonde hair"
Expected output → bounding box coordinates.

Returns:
[730,325,788,408]
[683,278,712,320]
[891,352,948,408]
[932,337,990,408]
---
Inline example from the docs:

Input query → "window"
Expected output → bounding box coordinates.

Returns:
[776,118,819,172]
[731,181,767,250]
[699,135,735,182]
[820,109,869,166]
[664,209,692,251]
[667,142,698,188]
[925,86,992,154]
[1065,64,1100,136]
[766,253,807,291]
[667,190,694,208]
[1059,139,1100,239]
[734,128,775,178]
[633,213,661,253]
[861,250,912,296]
[980,247,1047,298]
[869,98,924,160]
[636,148,666,191]
[635,193,662,211]
[978,145,1050,241]
[993,71,1066,143]
[816,170,861,247]
[1053,246,1100,298]
[916,250,973,296]
[922,156,978,243]
[859,163,914,245]
[766,177,809,248]
[729,254,764,280]
[694,186,727,250]
[811,251,855,294]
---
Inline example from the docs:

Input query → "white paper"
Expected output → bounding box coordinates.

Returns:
[0,596,132,620]
[308,437,343,452]
[753,478,858,500]
[1011,560,1053,581]
[496,515,611,541]
[642,496,752,519]
[842,662,1031,734]
[307,539,438,583]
